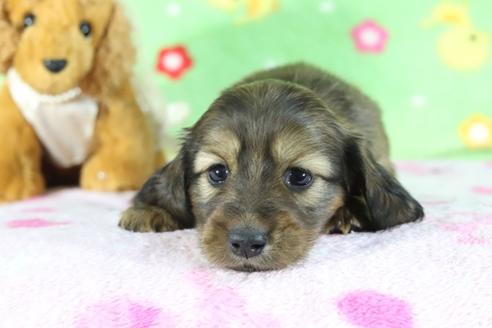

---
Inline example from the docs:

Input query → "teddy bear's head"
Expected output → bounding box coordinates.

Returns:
[0,0,135,97]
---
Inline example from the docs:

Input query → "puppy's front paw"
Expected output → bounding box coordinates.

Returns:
[323,207,354,234]
[119,205,179,232]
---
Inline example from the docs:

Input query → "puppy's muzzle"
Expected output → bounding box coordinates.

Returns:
[43,59,68,73]
[229,228,267,258]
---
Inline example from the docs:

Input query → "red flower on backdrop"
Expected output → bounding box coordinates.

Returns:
[351,20,389,54]
[156,45,193,80]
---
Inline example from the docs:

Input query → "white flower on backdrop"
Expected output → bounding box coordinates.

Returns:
[319,0,335,14]
[165,2,182,17]
[410,94,428,109]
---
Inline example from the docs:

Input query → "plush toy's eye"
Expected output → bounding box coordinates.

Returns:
[284,167,313,190]
[208,164,229,185]
[80,21,92,37]
[23,13,36,28]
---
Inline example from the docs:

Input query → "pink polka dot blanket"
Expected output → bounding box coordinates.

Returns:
[1,161,491,327]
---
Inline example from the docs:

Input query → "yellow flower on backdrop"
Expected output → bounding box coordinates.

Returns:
[208,0,280,23]
[459,114,492,148]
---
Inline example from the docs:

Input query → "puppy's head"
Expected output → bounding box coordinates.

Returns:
[0,0,133,97]
[161,80,423,271]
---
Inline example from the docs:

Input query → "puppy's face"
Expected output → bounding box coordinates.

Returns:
[187,81,348,271]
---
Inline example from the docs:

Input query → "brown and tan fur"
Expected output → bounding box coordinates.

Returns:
[120,63,424,271]
[0,0,162,202]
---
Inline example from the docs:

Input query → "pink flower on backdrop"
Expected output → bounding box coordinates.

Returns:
[76,299,175,328]
[7,218,69,229]
[351,20,389,54]
[156,45,193,80]
[337,290,413,328]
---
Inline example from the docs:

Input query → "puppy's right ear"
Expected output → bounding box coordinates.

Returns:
[119,150,194,232]
[341,135,424,232]
[0,0,18,73]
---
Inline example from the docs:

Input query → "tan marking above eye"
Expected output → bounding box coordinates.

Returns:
[291,153,333,178]
[193,151,224,174]
[271,132,332,177]
[198,129,240,172]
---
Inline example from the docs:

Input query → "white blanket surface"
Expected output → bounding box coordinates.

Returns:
[1,161,491,328]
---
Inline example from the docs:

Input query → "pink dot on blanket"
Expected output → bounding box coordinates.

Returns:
[472,186,492,195]
[337,290,413,328]
[76,299,173,328]
[6,219,69,228]
[20,207,56,213]
[422,200,450,206]
[395,162,447,175]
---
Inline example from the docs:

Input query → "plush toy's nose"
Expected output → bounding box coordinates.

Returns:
[43,59,68,73]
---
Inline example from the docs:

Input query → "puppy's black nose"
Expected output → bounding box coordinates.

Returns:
[229,228,267,258]
[43,59,67,73]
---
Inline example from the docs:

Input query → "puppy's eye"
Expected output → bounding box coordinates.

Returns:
[208,164,229,185]
[284,168,313,189]
[80,21,92,37]
[23,13,36,28]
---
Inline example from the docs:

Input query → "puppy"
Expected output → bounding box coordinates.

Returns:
[119,63,424,271]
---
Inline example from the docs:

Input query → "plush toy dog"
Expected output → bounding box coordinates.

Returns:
[0,0,163,202]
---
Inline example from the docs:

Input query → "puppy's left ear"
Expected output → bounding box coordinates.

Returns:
[119,148,194,232]
[81,3,135,98]
[342,136,424,231]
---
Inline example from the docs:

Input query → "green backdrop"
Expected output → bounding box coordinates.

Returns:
[5,0,492,159]
[122,0,492,159]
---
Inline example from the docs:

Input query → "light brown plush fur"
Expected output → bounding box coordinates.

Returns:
[0,0,163,202]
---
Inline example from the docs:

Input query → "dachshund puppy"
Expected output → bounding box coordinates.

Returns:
[119,63,424,271]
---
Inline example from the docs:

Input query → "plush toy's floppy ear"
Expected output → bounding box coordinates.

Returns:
[342,136,424,231]
[0,0,19,73]
[81,3,136,98]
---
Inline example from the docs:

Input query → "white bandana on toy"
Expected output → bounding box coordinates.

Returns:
[7,69,98,168]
